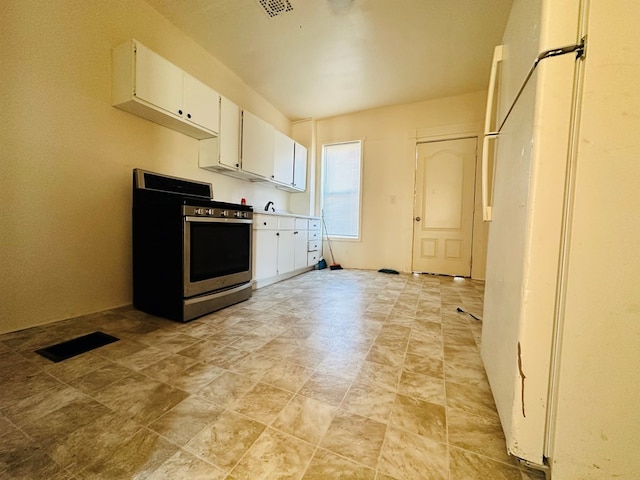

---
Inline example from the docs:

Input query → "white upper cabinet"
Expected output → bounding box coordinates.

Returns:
[292,142,307,191]
[133,42,183,117]
[273,130,295,185]
[199,95,242,175]
[241,110,275,180]
[112,39,219,139]
[274,139,307,192]
[183,73,220,133]
[218,96,240,170]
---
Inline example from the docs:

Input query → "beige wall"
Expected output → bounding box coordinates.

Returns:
[0,0,293,334]
[314,91,489,278]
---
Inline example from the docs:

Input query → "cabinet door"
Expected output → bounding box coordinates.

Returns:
[273,130,295,185]
[135,42,183,117]
[307,251,320,267]
[308,229,320,242]
[219,96,240,169]
[183,74,220,133]
[293,142,308,191]
[253,230,278,280]
[254,215,278,230]
[277,230,295,275]
[241,111,275,179]
[294,229,308,270]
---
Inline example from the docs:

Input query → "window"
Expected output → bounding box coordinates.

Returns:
[321,141,363,239]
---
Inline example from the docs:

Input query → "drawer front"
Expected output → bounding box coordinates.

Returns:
[308,230,320,241]
[307,251,320,266]
[253,215,278,230]
[308,240,320,252]
[294,218,308,230]
[278,217,295,230]
[309,219,320,230]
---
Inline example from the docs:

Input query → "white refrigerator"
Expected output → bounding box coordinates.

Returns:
[481,0,640,478]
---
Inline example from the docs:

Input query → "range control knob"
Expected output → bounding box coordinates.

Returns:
[205,208,214,216]
[194,208,204,215]
[220,210,229,217]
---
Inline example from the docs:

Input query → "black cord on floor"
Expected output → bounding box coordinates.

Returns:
[456,307,482,321]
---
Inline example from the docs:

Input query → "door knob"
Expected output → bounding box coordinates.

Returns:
[415,217,421,221]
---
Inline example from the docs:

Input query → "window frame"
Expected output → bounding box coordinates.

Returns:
[319,140,364,241]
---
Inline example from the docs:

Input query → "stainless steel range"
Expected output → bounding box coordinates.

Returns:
[132,169,253,321]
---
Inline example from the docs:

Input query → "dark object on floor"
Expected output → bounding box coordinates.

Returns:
[457,307,482,321]
[378,268,400,274]
[321,210,342,270]
[317,259,327,270]
[35,331,119,362]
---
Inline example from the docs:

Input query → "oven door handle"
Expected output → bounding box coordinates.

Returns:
[185,217,253,225]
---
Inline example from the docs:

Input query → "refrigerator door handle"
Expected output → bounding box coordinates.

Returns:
[482,45,503,222]
[483,45,503,136]
[482,133,498,222]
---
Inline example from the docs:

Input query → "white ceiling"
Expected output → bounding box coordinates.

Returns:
[144,0,513,121]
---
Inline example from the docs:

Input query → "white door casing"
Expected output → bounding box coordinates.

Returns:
[412,137,477,276]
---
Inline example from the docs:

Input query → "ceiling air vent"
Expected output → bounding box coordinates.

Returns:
[256,0,293,18]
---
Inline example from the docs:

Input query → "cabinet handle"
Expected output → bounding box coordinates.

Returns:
[294,231,298,234]
[187,113,191,119]
[263,222,267,225]
[178,109,183,115]
[276,232,280,236]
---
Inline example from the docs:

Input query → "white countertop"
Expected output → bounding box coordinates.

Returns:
[254,210,319,219]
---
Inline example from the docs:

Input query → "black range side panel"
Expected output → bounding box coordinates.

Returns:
[132,195,184,321]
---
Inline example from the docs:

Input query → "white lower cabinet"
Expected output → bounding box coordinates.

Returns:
[253,215,278,279]
[307,219,321,266]
[253,230,278,280]
[293,218,309,270]
[253,214,320,288]
[276,217,295,275]
[307,251,320,266]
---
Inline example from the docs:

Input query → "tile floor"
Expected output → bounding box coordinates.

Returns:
[0,269,546,480]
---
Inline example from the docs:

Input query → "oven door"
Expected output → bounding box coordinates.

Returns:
[184,216,252,298]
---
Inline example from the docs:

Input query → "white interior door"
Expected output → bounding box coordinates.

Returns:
[412,137,477,276]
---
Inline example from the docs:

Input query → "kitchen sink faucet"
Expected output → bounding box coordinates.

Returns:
[264,201,274,212]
